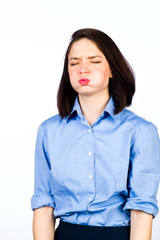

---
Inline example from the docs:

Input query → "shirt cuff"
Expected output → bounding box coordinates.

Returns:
[123,197,159,218]
[31,194,56,210]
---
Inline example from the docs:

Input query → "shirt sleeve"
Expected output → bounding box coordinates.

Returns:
[123,123,160,218]
[31,124,56,210]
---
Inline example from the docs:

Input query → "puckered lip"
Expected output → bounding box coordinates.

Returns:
[79,78,90,83]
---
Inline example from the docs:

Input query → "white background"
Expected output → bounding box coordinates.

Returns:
[0,0,160,239]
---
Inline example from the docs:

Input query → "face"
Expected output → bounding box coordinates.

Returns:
[68,38,112,97]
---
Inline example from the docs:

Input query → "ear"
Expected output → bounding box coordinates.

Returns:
[109,70,113,79]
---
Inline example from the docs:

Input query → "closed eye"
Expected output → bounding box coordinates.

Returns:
[70,61,101,66]
[91,61,101,63]
[70,63,79,66]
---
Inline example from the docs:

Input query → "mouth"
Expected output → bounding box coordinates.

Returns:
[79,78,90,86]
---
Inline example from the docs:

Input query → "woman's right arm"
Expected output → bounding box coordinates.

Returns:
[33,206,55,240]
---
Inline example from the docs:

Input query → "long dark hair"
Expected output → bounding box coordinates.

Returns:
[57,28,135,118]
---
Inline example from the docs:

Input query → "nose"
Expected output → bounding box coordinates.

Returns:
[80,61,90,74]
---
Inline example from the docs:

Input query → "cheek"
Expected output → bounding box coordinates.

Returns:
[69,69,80,85]
[96,67,110,78]
[68,69,73,81]
[68,71,78,88]
[94,70,110,87]
[68,68,77,78]
[100,68,112,83]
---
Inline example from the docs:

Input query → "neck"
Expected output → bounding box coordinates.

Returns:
[78,91,110,124]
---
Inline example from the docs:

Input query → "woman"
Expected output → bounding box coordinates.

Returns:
[31,28,160,240]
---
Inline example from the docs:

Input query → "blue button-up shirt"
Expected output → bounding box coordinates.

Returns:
[31,96,160,226]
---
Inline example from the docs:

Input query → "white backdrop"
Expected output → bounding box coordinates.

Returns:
[0,0,160,239]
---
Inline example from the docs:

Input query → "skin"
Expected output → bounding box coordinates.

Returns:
[33,206,55,240]
[33,38,153,240]
[130,210,153,240]
[68,38,112,125]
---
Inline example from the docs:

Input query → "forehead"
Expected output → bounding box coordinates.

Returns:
[68,38,103,57]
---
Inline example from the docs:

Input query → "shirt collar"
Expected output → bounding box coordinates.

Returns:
[70,95,81,115]
[66,95,82,120]
[67,95,118,120]
[103,95,116,119]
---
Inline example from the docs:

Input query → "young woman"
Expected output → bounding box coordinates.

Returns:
[31,28,160,240]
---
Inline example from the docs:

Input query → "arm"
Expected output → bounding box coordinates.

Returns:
[31,125,56,239]
[123,123,160,239]
[33,206,55,240]
[130,210,153,240]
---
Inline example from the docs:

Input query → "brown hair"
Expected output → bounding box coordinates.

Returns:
[57,28,135,118]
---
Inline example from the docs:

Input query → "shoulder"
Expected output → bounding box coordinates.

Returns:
[119,108,159,143]
[119,108,157,129]
[38,114,66,134]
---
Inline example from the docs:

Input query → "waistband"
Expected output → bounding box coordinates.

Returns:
[55,220,130,240]
[59,220,130,229]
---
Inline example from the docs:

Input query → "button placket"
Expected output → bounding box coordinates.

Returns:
[86,127,95,203]
[88,128,92,156]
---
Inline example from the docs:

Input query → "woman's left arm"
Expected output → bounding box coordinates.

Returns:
[123,123,160,239]
[130,209,153,240]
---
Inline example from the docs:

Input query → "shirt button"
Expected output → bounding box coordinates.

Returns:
[88,152,92,156]
[89,175,93,179]
[89,197,92,201]
[88,129,91,133]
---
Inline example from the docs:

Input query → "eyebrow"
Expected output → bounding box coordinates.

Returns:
[69,55,103,61]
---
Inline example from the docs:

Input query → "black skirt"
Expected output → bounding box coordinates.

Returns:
[54,220,130,240]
